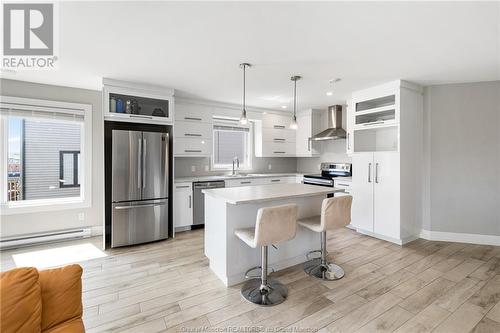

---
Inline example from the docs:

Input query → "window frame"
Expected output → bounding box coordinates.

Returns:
[0,96,92,215]
[59,150,81,188]
[211,121,253,171]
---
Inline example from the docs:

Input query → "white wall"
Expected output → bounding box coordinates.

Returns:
[0,79,103,238]
[423,81,500,237]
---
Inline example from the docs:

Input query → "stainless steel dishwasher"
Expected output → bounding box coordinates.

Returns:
[193,181,225,226]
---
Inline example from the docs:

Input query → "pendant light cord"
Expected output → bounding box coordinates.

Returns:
[243,64,246,112]
[293,78,297,118]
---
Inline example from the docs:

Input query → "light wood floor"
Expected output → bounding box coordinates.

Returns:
[2,228,500,333]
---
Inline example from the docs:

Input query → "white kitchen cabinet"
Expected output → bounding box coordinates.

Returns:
[261,176,296,184]
[351,153,375,232]
[225,178,265,187]
[295,109,321,157]
[349,80,423,245]
[174,138,212,157]
[174,182,193,229]
[175,103,213,123]
[103,78,174,125]
[346,100,354,155]
[333,178,352,197]
[255,112,296,157]
[175,121,212,139]
[373,153,400,239]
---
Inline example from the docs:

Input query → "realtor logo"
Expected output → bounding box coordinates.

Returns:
[2,3,57,69]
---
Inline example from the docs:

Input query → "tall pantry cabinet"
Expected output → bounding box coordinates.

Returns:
[350,80,423,244]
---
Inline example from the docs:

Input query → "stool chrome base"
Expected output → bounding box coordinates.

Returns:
[304,258,345,281]
[241,278,288,306]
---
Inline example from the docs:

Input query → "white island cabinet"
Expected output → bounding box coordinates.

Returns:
[202,183,343,286]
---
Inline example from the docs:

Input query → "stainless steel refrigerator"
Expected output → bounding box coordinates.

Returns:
[110,129,169,247]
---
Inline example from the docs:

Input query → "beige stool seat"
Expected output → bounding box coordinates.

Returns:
[234,228,256,247]
[297,195,353,281]
[297,216,322,233]
[234,203,298,306]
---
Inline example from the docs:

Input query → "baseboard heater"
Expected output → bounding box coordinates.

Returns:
[0,228,92,250]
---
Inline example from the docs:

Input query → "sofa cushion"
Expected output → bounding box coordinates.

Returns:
[38,264,83,332]
[0,267,42,333]
[42,318,85,333]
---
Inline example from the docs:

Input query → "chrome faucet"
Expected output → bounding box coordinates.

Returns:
[232,157,240,176]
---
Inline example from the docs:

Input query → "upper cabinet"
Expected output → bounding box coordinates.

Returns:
[103,78,174,124]
[255,113,296,157]
[346,100,354,155]
[349,80,422,153]
[174,103,213,157]
[295,109,321,157]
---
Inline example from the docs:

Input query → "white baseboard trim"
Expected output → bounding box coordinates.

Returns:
[419,229,500,246]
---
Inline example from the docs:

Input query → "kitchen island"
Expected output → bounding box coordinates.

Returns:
[202,183,344,286]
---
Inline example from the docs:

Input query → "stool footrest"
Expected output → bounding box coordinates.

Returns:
[306,250,322,260]
[244,266,262,279]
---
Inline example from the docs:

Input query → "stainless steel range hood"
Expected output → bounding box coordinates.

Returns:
[311,105,346,141]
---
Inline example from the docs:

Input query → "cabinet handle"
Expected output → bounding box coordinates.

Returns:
[271,179,280,182]
[368,163,372,183]
[130,114,153,119]
[240,181,251,184]
[375,163,379,183]
[188,195,191,208]
[176,185,190,189]
[347,133,350,150]
[308,137,311,151]
[273,151,286,154]
[273,138,286,141]
[184,150,202,153]
[336,183,350,187]
[184,133,202,137]
[273,125,285,129]
[184,117,202,121]
[363,121,385,127]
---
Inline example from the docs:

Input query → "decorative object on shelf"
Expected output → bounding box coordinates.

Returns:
[289,75,301,130]
[110,96,116,113]
[239,63,251,125]
[125,100,131,114]
[116,98,124,113]
[152,108,166,117]
[130,99,140,114]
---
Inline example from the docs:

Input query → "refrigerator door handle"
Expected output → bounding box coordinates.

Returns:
[137,138,142,189]
[142,138,147,189]
[114,202,166,210]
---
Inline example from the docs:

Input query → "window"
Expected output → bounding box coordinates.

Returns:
[212,122,252,170]
[1,96,92,214]
[59,151,81,188]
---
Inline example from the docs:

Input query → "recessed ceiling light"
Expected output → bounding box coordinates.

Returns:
[326,91,333,96]
[281,105,287,109]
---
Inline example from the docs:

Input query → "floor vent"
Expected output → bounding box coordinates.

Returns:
[0,228,92,250]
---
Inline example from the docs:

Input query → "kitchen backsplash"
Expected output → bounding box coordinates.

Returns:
[296,139,351,173]
[174,157,298,178]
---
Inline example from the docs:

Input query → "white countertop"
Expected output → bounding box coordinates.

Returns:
[175,173,302,183]
[202,183,344,205]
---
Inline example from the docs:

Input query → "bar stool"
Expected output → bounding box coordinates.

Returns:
[298,196,353,280]
[234,204,298,306]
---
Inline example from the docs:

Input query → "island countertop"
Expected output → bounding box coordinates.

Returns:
[202,183,344,205]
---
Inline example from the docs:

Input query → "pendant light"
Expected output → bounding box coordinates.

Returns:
[239,63,251,125]
[289,75,301,130]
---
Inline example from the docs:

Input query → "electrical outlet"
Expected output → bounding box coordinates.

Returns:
[268,164,272,170]
[191,165,196,172]
[204,165,209,172]
[78,212,85,221]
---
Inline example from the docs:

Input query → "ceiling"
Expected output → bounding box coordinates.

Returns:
[2,1,499,111]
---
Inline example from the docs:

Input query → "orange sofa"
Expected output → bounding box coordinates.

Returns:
[0,264,84,333]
